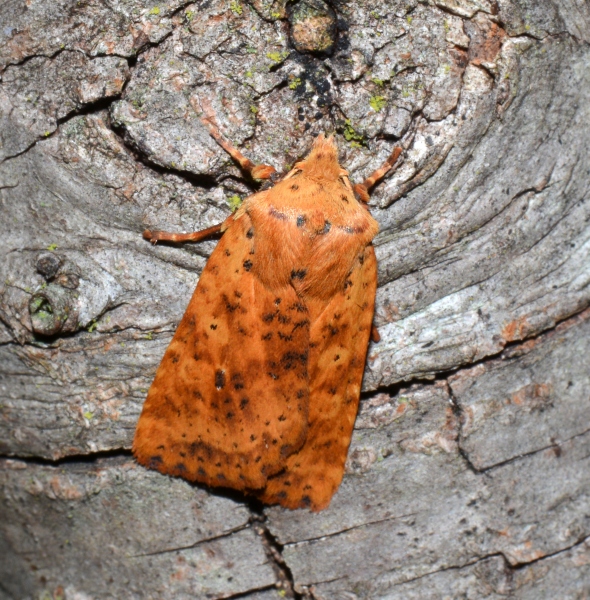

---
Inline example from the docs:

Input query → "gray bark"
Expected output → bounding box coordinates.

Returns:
[1,0,589,598]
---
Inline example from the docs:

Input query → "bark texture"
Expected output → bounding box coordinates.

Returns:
[1,0,589,598]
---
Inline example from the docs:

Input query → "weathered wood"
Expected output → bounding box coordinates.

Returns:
[266,312,590,596]
[0,458,277,599]
[1,0,589,597]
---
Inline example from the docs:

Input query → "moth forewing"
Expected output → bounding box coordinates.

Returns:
[133,130,402,511]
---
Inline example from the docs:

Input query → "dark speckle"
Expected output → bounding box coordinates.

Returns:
[296,215,306,227]
[291,183,300,191]
[232,373,245,390]
[301,495,312,507]
[291,269,307,280]
[148,456,162,468]
[226,411,234,419]
[263,312,275,323]
[269,207,288,220]
[243,259,253,271]
[215,370,226,389]
[340,194,349,203]
[210,323,218,330]
[321,220,331,234]
[274,298,282,305]
[246,227,254,238]
[240,398,249,409]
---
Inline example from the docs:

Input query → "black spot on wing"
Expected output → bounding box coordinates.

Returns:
[215,370,226,389]
[291,269,307,280]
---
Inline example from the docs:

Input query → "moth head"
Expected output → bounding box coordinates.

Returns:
[297,133,342,181]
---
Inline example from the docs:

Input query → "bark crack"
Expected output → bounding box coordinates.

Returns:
[284,511,420,547]
[247,500,304,599]
[129,524,250,558]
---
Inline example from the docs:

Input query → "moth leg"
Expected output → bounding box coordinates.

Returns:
[370,324,381,343]
[353,146,403,202]
[143,215,235,244]
[201,117,277,181]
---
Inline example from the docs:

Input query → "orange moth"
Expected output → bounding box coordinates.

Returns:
[133,117,402,511]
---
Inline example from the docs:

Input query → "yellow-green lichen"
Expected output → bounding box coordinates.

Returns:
[266,50,289,64]
[228,195,242,211]
[343,119,364,148]
[230,1,243,15]
[149,6,160,15]
[369,95,386,112]
[47,243,58,251]
[289,76,302,90]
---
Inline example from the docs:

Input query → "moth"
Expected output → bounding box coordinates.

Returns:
[133,117,402,511]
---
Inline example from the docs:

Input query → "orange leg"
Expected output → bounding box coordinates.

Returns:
[353,146,403,202]
[143,214,237,245]
[143,223,223,245]
[201,116,277,181]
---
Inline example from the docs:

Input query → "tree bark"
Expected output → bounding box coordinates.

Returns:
[1,0,589,598]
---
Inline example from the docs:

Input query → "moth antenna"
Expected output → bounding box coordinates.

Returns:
[200,116,277,181]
